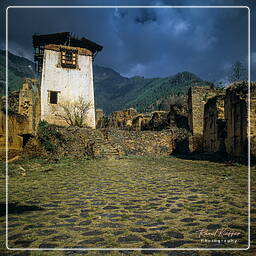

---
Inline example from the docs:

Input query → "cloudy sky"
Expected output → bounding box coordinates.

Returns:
[0,0,255,82]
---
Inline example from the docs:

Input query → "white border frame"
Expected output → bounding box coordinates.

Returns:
[5,5,251,252]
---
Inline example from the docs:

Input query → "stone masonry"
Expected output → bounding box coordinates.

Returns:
[224,82,256,159]
[107,108,138,129]
[18,78,40,135]
[0,78,40,159]
[105,129,174,156]
[203,94,226,153]
[0,111,29,159]
[188,86,219,152]
[95,108,104,126]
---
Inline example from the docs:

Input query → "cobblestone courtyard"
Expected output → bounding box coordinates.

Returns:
[0,156,255,255]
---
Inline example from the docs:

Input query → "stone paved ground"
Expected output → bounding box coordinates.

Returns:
[0,155,255,256]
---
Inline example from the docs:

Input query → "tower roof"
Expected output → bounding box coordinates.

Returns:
[32,32,103,54]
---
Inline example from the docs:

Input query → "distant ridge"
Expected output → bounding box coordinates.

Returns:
[0,50,35,95]
[0,50,213,114]
[93,65,213,114]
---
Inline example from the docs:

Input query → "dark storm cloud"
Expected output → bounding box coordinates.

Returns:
[134,9,157,24]
[0,0,255,81]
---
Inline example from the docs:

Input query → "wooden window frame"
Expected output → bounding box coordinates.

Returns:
[60,48,78,69]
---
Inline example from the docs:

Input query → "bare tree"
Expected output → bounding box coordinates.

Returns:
[51,97,92,127]
[229,61,247,83]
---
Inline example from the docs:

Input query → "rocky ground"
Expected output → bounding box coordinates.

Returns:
[0,155,255,256]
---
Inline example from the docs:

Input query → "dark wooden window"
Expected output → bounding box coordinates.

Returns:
[61,49,77,69]
[49,91,58,104]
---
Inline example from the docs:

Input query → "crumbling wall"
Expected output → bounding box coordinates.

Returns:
[106,129,174,156]
[132,113,151,131]
[0,110,29,159]
[167,104,188,130]
[97,109,170,132]
[224,82,256,159]
[95,108,104,127]
[0,78,40,160]
[187,86,219,152]
[23,125,179,158]
[203,95,226,153]
[0,91,20,113]
[107,108,138,129]
[142,111,169,131]
[36,124,105,159]
[19,78,40,135]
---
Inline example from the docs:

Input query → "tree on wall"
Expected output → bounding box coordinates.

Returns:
[229,61,247,83]
[51,97,92,127]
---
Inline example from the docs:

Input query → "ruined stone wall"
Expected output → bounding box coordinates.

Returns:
[167,104,188,130]
[131,113,152,131]
[107,108,138,129]
[187,86,219,152]
[0,79,41,159]
[224,82,256,159]
[19,78,40,135]
[142,111,169,131]
[203,95,226,153]
[106,129,174,156]
[0,110,29,159]
[188,86,217,135]
[95,109,104,126]
[23,125,176,158]
[0,91,20,113]
[98,109,170,132]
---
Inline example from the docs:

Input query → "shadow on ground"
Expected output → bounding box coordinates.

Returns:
[0,203,43,217]
[172,152,250,165]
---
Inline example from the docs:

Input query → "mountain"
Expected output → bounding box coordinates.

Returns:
[93,65,213,114]
[0,50,213,114]
[0,50,35,94]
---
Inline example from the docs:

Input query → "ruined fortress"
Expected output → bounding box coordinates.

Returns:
[0,32,255,162]
[95,82,256,161]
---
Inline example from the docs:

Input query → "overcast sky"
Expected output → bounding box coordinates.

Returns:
[0,0,255,82]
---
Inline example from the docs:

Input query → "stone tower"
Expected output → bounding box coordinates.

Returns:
[33,32,103,128]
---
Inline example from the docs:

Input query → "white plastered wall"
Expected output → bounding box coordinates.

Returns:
[40,49,96,128]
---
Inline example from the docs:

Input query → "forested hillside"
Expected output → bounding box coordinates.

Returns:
[0,50,213,114]
[0,50,35,95]
[93,65,213,113]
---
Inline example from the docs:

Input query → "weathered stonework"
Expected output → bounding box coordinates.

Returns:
[0,110,29,159]
[203,95,226,153]
[0,90,20,113]
[188,86,219,152]
[167,104,188,130]
[95,108,104,126]
[0,79,40,159]
[143,111,169,131]
[224,82,256,159]
[28,125,175,158]
[188,86,217,135]
[132,113,152,131]
[97,109,171,132]
[107,108,138,129]
[19,78,40,135]
[105,129,174,156]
